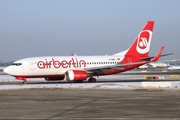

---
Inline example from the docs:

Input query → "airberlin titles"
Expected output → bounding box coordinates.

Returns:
[37,58,86,69]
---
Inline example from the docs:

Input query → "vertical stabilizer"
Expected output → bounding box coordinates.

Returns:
[125,21,154,57]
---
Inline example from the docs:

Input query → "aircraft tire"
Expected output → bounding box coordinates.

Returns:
[88,78,96,83]
[23,80,27,84]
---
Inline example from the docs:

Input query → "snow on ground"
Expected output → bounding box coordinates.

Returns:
[0,75,44,82]
[0,82,141,90]
[1,81,180,91]
[0,75,15,81]
[0,75,180,90]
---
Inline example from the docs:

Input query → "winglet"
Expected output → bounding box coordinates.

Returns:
[151,46,164,62]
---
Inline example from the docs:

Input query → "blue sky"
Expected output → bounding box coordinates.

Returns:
[0,0,180,61]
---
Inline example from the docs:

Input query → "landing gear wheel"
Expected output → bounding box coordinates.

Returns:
[23,80,27,84]
[88,78,96,83]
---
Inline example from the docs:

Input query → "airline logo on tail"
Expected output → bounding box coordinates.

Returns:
[137,30,152,54]
[123,21,154,57]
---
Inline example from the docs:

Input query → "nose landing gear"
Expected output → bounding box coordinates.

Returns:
[22,80,27,84]
[15,76,27,84]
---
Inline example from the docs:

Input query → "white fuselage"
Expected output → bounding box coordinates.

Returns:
[4,55,125,77]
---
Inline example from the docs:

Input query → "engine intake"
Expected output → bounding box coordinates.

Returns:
[65,70,88,81]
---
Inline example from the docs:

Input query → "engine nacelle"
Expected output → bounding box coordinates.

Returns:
[44,76,65,81]
[65,70,88,81]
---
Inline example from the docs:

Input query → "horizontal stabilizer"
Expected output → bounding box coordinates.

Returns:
[140,46,174,62]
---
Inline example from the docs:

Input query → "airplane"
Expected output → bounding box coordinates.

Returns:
[167,64,180,70]
[3,21,172,84]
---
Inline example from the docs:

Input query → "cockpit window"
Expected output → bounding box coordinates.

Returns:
[12,63,22,66]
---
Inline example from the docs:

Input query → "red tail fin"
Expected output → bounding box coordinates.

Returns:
[125,21,154,57]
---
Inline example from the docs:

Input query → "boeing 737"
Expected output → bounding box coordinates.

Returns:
[3,21,172,84]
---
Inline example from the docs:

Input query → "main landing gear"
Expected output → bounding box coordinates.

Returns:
[88,78,96,83]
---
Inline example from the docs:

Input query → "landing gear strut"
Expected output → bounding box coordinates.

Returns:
[88,78,96,83]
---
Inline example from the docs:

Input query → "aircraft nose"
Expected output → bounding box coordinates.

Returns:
[3,66,12,75]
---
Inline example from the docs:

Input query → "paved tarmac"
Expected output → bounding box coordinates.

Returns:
[0,89,180,119]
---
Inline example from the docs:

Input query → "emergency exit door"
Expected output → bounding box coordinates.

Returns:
[29,60,35,70]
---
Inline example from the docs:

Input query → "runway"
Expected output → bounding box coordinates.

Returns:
[0,70,180,119]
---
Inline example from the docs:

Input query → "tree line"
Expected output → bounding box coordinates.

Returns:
[0,61,13,66]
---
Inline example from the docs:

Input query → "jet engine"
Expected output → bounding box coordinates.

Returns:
[65,70,88,81]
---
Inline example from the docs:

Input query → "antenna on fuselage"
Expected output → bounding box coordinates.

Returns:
[70,54,77,56]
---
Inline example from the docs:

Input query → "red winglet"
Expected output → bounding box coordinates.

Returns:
[151,46,164,62]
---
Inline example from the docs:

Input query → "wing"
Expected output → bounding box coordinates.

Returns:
[85,61,146,74]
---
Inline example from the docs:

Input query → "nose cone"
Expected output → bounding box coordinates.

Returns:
[3,66,12,75]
